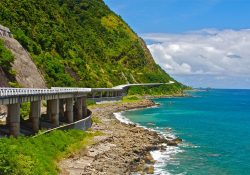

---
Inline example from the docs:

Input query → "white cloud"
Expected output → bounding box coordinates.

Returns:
[142,29,250,88]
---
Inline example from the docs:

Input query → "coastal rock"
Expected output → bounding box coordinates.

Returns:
[173,138,183,144]
[129,123,137,127]
[165,127,172,131]
[167,140,178,146]
[144,154,156,164]
[158,136,168,144]
[167,138,183,146]
[144,165,154,174]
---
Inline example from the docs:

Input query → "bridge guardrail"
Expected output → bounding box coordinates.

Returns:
[35,109,92,136]
[0,88,91,97]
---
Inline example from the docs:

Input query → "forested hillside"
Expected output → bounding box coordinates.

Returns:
[0,0,183,90]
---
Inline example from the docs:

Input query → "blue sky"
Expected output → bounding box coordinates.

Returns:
[104,0,250,89]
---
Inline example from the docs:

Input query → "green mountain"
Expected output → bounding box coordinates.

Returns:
[0,0,183,91]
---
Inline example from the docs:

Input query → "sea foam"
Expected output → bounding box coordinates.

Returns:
[113,112,133,124]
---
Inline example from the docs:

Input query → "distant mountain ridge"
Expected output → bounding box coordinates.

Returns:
[0,0,182,91]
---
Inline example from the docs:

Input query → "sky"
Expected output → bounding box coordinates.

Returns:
[104,0,250,89]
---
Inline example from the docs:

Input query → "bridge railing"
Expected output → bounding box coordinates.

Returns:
[35,109,93,136]
[0,88,91,97]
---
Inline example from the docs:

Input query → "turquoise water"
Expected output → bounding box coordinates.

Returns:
[122,89,250,175]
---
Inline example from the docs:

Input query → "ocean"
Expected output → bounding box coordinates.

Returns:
[118,89,250,175]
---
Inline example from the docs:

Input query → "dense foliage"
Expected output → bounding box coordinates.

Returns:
[0,130,95,175]
[0,0,178,89]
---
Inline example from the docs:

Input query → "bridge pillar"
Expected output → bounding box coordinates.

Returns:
[100,92,103,98]
[30,101,41,133]
[47,100,52,120]
[75,97,83,120]
[65,98,74,123]
[59,99,64,118]
[7,103,20,137]
[82,97,88,118]
[50,99,59,126]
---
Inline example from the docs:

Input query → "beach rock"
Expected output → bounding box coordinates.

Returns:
[167,140,178,146]
[144,165,154,174]
[158,136,168,144]
[144,154,156,164]
[167,138,183,146]
[129,123,137,127]
[165,127,172,131]
[172,138,183,144]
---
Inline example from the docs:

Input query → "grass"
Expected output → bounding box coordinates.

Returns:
[91,115,102,124]
[122,95,142,102]
[87,100,96,106]
[0,129,99,175]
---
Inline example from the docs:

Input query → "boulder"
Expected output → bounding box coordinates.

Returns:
[144,165,154,174]
[167,138,182,146]
[144,154,156,164]
[172,138,182,144]
[167,140,178,146]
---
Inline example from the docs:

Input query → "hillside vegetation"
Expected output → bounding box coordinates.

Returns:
[0,0,184,92]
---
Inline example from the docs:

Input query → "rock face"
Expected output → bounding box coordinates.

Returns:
[59,100,168,175]
[0,67,9,87]
[0,24,12,38]
[2,36,46,88]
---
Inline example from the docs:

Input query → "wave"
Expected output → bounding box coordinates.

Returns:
[113,112,134,125]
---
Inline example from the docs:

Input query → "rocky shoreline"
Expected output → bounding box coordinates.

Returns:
[60,99,180,175]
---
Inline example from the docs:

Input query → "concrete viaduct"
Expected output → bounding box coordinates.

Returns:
[0,82,174,137]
